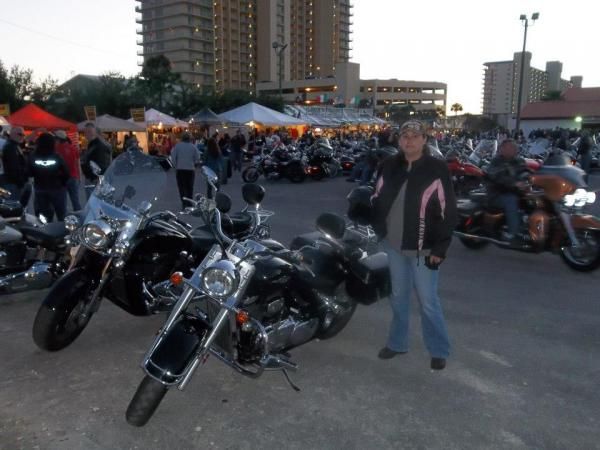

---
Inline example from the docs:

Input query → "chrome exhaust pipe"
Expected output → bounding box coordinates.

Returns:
[453,231,508,246]
[0,262,54,294]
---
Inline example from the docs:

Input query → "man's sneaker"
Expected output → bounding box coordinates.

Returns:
[378,347,407,359]
[430,357,446,370]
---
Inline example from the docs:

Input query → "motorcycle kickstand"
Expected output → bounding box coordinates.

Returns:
[282,369,301,392]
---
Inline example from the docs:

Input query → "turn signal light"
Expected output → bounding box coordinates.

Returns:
[236,310,250,325]
[170,272,184,286]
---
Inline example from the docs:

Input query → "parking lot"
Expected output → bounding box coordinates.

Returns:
[1,170,599,449]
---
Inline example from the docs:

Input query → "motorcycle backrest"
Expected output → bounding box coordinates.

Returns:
[242,183,265,206]
[346,186,373,226]
[215,192,232,213]
[316,213,346,240]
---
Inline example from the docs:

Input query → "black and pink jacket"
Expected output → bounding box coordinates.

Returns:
[371,150,457,258]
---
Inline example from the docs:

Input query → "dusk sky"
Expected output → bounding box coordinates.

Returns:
[1,0,598,114]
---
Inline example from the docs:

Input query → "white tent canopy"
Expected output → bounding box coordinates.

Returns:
[0,116,9,128]
[131,108,188,128]
[219,102,306,127]
[78,114,146,132]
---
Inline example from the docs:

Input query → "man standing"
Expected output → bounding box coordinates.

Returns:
[54,130,82,211]
[2,126,29,206]
[230,129,246,172]
[371,120,457,370]
[171,132,200,209]
[81,123,111,198]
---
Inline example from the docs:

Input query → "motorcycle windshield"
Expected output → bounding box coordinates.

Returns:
[85,151,169,222]
[469,139,497,164]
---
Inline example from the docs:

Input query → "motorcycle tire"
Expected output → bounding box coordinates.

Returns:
[242,167,260,183]
[459,236,489,250]
[327,163,339,178]
[311,169,325,181]
[318,289,357,340]
[288,166,306,183]
[560,230,600,272]
[126,375,168,427]
[32,268,96,352]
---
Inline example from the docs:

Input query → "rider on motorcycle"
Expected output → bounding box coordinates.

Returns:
[485,139,529,245]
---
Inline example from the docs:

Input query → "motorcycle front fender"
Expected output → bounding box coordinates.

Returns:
[143,316,209,386]
[571,214,600,231]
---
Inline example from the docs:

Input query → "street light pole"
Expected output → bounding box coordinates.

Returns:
[272,41,288,99]
[514,12,539,136]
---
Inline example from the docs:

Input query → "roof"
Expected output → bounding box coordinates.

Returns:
[521,87,600,119]
[219,102,306,127]
[77,114,146,132]
[8,104,77,131]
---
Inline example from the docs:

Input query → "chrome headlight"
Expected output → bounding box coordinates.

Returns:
[563,189,596,208]
[82,220,113,249]
[64,215,80,232]
[200,260,239,299]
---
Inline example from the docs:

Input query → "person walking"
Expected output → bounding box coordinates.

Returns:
[29,133,70,222]
[203,137,224,198]
[230,129,246,172]
[1,126,29,206]
[578,131,593,181]
[171,132,201,209]
[54,130,82,211]
[81,123,111,198]
[371,120,457,371]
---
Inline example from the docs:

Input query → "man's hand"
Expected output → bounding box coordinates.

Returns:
[429,255,444,265]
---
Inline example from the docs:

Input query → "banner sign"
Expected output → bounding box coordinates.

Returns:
[84,105,97,121]
[0,104,10,117]
[130,108,146,123]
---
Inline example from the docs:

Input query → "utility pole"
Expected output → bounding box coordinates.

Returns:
[272,41,288,99]
[514,12,539,136]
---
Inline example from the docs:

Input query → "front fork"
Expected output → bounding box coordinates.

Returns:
[557,206,581,247]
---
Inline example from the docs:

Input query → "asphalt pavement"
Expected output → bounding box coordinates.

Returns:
[1,168,599,450]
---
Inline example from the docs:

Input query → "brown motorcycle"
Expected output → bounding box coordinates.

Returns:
[455,164,600,271]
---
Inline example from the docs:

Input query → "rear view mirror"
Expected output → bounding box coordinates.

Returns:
[202,166,219,184]
[316,213,346,240]
[215,192,232,213]
[89,161,102,176]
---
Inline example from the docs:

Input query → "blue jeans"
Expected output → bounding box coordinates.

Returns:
[66,178,82,211]
[492,193,520,236]
[34,189,67,222]
[380,240,450,358]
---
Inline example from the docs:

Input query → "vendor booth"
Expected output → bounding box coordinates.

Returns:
[78,114,148,153]
[131,108,189,155]
[9,104,78,144]
[219,102,307,135]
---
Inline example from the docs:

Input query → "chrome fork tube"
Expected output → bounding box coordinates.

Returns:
[177,308,230,390]
[558,209,580,247]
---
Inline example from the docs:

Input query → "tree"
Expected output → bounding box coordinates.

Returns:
[137,55,181,110]
[542,90,562,101]
[450,103,463,116]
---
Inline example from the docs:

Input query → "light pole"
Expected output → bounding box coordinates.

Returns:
[514,12,539,136]
[272,41,288,99]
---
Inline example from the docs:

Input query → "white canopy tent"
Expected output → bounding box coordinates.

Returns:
[218,102,306,127]
[131,108,189,128]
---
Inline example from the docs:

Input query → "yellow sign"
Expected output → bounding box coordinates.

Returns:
[131,108,146,123]
[84,105,97,121]
[0,104,10,117]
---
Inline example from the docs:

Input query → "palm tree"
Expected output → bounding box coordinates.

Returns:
[450,103,463,129]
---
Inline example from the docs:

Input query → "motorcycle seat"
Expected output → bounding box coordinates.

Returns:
[20,222,68,249]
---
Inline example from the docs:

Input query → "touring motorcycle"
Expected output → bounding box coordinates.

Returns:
[32,151,273,352]
[125,168,389,426]
[455,162,600,271]
[0,187,76,294]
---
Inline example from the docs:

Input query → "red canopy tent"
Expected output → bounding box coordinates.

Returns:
[8,104,77,132]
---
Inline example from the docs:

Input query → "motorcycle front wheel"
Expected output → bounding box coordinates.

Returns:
[32,268,96,351]
[560,230,600,271]
[242,167,260,183]
[126,376,168,427]
[287,165,306,183]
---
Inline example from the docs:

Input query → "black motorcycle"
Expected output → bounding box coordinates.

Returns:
[242,150,306,183]
[32,152,272,352]
[125,173,389,426]
[0,187,77,294]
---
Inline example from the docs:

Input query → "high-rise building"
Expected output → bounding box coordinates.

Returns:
[482,52,583,128]
[135,0,353,94]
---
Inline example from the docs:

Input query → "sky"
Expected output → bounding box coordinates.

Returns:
[1,0,599,114]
